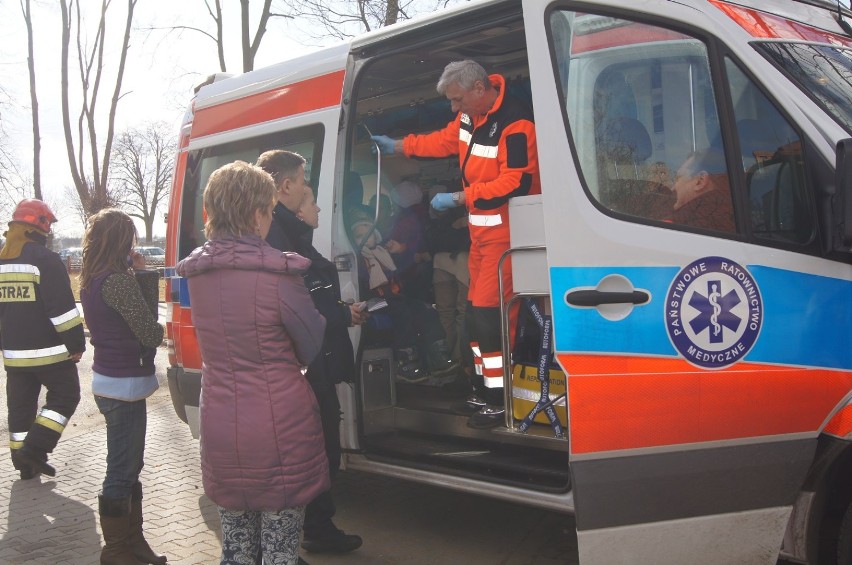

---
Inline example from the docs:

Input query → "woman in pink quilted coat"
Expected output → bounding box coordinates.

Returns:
[176,161,327,565]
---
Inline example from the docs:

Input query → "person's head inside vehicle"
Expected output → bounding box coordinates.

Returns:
[437,60,497,117]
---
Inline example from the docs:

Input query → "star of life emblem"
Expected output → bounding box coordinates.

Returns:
[665,256,762,369]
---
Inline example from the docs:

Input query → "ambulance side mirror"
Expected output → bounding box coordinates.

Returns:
[838,138,852,248]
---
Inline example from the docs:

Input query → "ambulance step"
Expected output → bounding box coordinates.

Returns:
[363,432,571,493]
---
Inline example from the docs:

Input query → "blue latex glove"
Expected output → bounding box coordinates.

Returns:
[431,192,457,211]
[370,135,395,155]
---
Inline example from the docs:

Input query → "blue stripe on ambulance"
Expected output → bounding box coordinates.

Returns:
[550,265,852,371]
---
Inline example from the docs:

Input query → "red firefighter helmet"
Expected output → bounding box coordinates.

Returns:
[11,199,57,233]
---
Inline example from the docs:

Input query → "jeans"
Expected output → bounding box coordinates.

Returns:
[94,396,147,499]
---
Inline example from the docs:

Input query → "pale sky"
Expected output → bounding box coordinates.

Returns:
[0,1,325,239]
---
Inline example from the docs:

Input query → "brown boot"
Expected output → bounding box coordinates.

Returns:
[128,482,167,564]
[99,495,143,565]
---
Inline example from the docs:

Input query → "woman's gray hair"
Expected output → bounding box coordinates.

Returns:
[437,60,490,95]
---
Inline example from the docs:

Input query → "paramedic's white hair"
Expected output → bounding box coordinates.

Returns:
[437,60,490,95]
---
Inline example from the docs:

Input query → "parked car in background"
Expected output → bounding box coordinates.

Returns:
[135,246,166,268]
[58,247,83,270]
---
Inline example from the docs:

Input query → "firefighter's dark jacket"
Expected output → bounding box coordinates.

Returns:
[0,238,86,371]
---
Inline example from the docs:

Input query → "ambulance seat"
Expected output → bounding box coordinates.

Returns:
[598,117,657,217]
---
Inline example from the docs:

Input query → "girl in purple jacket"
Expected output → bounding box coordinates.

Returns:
[80,209,167,564]
[177,161,328,565]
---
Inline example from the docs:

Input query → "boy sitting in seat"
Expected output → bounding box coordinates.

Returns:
[351,220,458,385]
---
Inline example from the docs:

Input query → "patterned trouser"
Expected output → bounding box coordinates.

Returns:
[218,505,305,565]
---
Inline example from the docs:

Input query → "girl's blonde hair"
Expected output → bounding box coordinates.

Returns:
[203,161,275,239]
[80,208,137,290]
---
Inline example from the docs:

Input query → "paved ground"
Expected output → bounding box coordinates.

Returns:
[0,381,577,564]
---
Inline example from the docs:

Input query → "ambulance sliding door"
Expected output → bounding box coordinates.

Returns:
[523,2,851,563]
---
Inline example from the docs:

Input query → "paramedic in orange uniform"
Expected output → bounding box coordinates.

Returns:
[371,59,540,428]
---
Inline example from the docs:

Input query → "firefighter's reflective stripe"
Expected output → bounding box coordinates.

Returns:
[482,352,503,387]
[470,144,499,159]
[0,264,41,280]
[459,129,472,145]
[51,308,83,332]
[3,345,69,367]
[35,408,69,434]
[471,342,483,375]
[9,431,27,449]
[469,214,503,227]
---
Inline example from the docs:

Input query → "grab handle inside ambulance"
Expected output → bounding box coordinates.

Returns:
[565,289,649,307]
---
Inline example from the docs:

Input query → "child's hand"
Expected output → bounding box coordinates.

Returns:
[385,239,405,254]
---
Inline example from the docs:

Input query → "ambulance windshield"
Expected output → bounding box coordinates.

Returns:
[756,42,852,134]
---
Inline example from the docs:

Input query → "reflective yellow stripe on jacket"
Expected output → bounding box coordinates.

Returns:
[51,307,83,333]
[3,345,70,367]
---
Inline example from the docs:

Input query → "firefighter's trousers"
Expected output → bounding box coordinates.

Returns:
[6,364,81,466]
[466,237,520,407]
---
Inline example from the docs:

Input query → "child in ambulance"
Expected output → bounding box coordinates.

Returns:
[351,220,458,385]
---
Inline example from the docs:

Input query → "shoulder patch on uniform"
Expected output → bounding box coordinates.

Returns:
[506,133,529,169]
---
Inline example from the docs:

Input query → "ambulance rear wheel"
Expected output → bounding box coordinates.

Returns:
[838,501,852,565]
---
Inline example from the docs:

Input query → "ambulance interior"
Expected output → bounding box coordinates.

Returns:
[341,8,815,494]
[342,13,573,495]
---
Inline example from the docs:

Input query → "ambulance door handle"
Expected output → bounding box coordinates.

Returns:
[565,289,649,307]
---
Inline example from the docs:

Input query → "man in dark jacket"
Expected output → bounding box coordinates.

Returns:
[257,150,365,555]
[0,199,85,479]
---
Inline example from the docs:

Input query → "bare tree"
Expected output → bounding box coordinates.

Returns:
[21,0,42,201]
[111,122,174,242]
[0,85,28,220]
[153,0,291,73]
[60,0,137,216]
[286,0,461,41]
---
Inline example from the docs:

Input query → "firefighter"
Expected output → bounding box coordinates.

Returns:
[371,59,541,428]
[0,199,84,479]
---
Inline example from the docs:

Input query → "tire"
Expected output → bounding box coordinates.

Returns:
[838,501,852,565]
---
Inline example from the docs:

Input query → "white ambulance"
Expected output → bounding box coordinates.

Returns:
[164,0,852,562]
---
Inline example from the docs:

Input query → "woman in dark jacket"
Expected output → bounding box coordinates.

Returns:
[80,209,166,564]
[176,161,328,565]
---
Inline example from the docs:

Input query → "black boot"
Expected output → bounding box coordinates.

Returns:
[16,443,55,477]
[302,520,363,553]
[11,449,39,480]
[424,339,459,381]
[99,495,143,565]
[128,483,167,564]
[395,347,428,384]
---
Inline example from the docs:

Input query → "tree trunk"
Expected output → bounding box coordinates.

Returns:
[22,0,42,200]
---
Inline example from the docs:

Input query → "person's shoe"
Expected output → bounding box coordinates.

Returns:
[451,394,487,416]
[424,339,459,379]
[18,466,39,480]
[396,347,428,384]
[16,444,55,477]
[467,405,506,429]
[302,527,363,553]
[396,361,428,384]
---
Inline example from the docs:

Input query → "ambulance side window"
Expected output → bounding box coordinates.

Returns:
[725,59,815,244]
[550,12,736,234]
[179,124,325,258]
